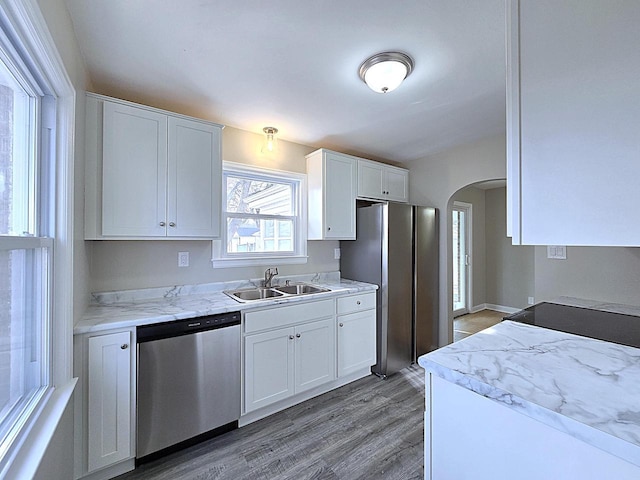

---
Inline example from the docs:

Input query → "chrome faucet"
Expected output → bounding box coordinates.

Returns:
[263,267,278,288]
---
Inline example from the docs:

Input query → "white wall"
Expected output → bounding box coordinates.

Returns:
[534,246,640,306]
[36,0,92,323]
[407,134,506,346]
[35,0,90,479]
[87,126,340,292]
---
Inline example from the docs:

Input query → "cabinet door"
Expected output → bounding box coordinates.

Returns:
[167,117,221,237]
[508,0,640,245]
[294,318,336,393]
[244,327,295,412]
[385,167,409,203]
[357,160,385,199]
[324,152,356,239]
[102,101,168,237]
[87,331,132,472]
[337,310,376,377]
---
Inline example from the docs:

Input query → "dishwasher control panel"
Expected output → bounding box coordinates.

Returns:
[137,311,241,343]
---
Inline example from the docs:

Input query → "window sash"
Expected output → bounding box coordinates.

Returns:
[224,213,297,256]
[0,240,51,459]
[213,162,307,266]
[0,4,58,470]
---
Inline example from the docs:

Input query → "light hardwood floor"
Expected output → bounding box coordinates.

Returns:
[453,309,504,342]
[117,366,425,480]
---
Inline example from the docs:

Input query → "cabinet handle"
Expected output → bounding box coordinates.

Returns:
[159,222,166,227]
[289,335,294,340]
[120,344,128,350]
[356,301,361,305]
[327,226,331,231]
[169,222,176,227]
[339,323,344,327]
[296,333,301,338]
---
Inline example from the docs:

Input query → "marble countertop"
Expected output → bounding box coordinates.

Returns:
[75,272,377,334]
[418,315,640,467]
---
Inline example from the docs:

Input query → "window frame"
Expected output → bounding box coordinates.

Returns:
[0,0,75,478]
[212,161,307,268]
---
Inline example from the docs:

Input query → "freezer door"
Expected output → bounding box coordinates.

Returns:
[384,202,414,376]
[414,206,438,359]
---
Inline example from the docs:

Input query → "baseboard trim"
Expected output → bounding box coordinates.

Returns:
[470,303,521,315]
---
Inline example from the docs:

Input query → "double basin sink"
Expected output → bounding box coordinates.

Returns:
[224,283,330,302]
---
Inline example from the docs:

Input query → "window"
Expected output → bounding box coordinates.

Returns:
[212,162,307,267]
[0,1,74,476]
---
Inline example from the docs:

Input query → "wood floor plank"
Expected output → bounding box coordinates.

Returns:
[117,365,425,480]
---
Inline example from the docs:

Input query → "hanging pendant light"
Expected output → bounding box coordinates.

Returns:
[359,51,414,94]
[262,126,278,153]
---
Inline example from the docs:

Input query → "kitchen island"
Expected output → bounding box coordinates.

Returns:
[418,308,640,479]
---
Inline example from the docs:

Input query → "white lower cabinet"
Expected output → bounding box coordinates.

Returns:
[294,318,335,392]
[244,300,336,413]
[87,332,132,471]
[337,310,376,377]
[336,292,377,377]
[75,329,136,479]
[244,327,295,411]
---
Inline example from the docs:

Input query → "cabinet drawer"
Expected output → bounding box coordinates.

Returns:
[337,292,376,315]
[245,299,334,333]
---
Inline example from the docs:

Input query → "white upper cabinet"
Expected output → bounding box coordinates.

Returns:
[167,117,222,237]
[85,93,223,239]
[307,149,357,240]
[507,0,640,245]
[357,159,409,203]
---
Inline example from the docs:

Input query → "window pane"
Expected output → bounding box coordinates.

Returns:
[226,175,293,215]
[0,247,48,445]
[226,217,294,254]
[0,60,33,237]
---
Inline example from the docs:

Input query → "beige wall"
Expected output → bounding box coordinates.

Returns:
[450,186,487,309]
[534,246,640,306]
[485,187,534,309]
[448,186,534,313]
[88,127,340,292]
[406,134,506,346]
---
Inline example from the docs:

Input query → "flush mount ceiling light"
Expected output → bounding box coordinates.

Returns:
[262,126,278,153]
[358,51,414,94]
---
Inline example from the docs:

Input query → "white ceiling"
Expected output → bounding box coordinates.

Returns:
[64,0,506,164]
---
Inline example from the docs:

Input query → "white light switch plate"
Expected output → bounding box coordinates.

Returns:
[547,246,567,260]
[334,248,341,260]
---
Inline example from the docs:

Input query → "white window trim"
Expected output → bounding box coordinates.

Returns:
[212,161,308,268]
[0,0,76,478]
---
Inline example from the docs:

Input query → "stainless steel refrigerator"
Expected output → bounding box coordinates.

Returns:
[340,201,438,377]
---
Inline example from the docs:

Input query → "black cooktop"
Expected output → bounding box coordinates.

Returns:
[503,302,640,349]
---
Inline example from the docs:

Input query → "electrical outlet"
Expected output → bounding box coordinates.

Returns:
[528,296,535,305]
[334,248,341,260]
[178,251,189,267]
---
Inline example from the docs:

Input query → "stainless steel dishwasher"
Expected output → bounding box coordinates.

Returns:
[136,311,241,461]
